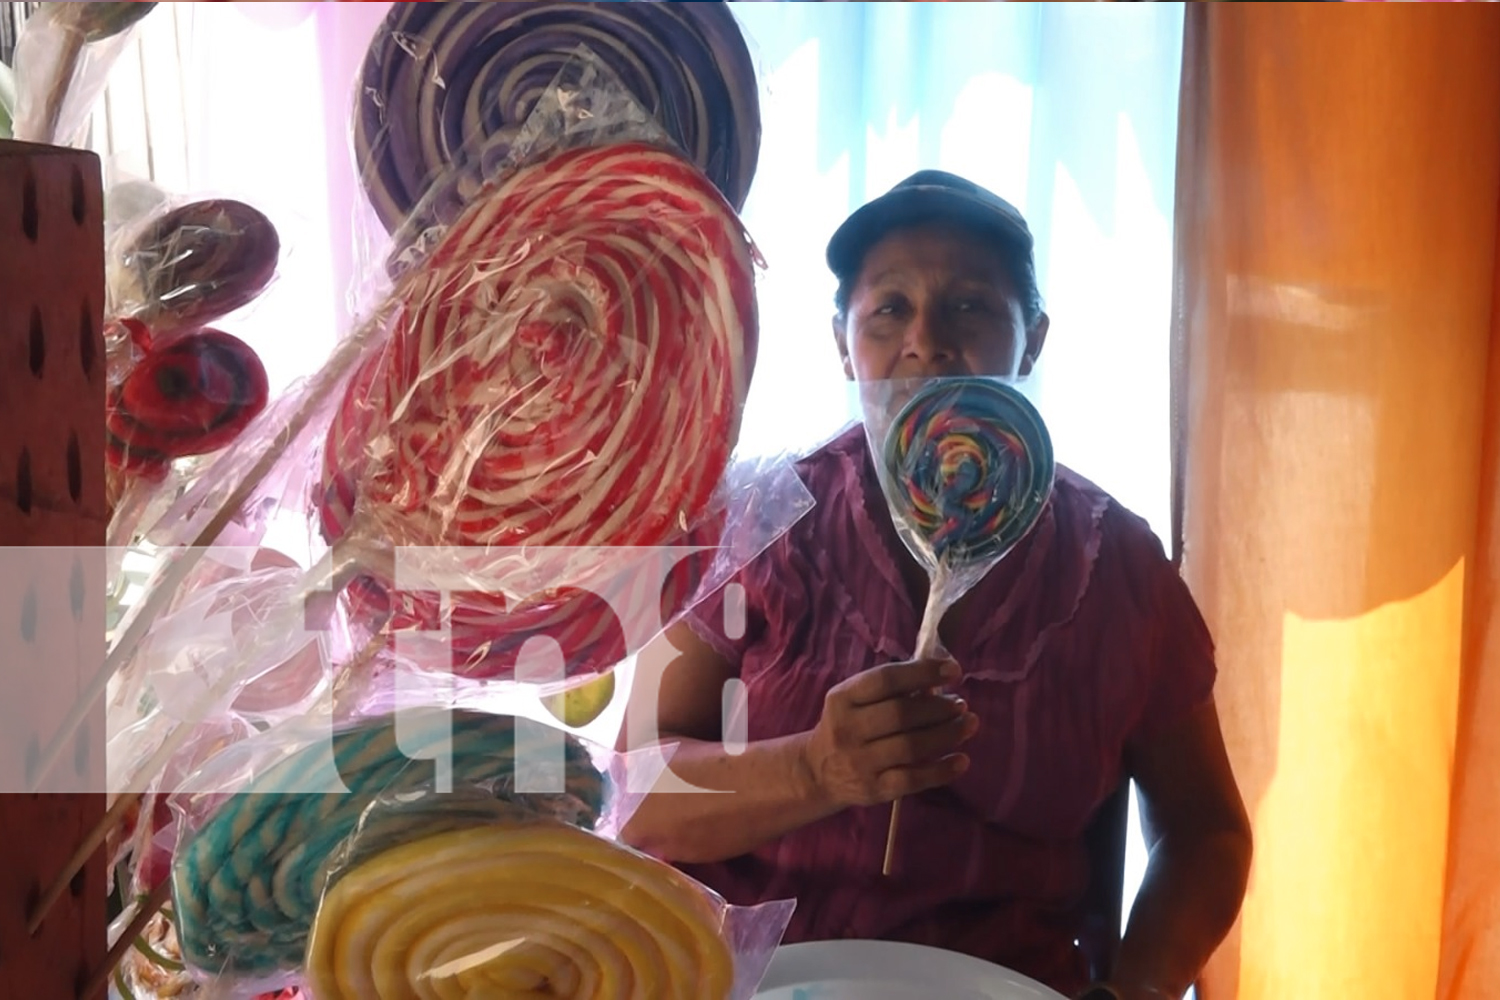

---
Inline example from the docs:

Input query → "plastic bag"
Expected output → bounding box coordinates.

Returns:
[105,321,270,489]
[96,342,380,801]
[108,45,795,707]
[351,0,762,268]
[105,548,331,797]
[9,2,157,146]
[111,907,196,999]
[165,707,668,993]
[859,375,1056,661]
[102,193,282,493]
[106,714,258,948]
[858,376,1055,870]
[302,797,795,1000]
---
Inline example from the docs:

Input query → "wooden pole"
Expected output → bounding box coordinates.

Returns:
[0,138,108,996]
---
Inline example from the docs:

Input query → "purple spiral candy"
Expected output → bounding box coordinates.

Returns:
[354,1,762,237]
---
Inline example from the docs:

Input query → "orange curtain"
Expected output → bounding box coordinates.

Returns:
[1173,4,1500,998]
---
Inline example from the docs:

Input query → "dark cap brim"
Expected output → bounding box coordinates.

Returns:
[826,185,1034,283]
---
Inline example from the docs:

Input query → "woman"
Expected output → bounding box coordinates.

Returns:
[618,170,1251,1000]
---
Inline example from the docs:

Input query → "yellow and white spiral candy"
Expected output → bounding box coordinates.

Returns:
[305,821,735,999]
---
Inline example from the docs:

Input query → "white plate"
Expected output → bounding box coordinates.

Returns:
[753,940,1069,999]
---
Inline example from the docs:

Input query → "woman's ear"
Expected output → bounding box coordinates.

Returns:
[833,314,855,381]
[1019,312,1050,377]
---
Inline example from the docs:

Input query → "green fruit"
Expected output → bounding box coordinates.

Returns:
[540,671,617,728]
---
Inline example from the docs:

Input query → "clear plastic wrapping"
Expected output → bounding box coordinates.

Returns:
[105,323,270,479]
[861,376,1055,869]
[329,450,816,693]
[108,714,258,896]
[107,196,283,339]
[105,548,331,802]
[98,43,802,716]
[110,904,308,1000]
[10,2,158,146]
[324,132,759,554]
[305,800,794,1000]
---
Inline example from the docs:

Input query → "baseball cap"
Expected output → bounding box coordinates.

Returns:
[826,170,1034,285]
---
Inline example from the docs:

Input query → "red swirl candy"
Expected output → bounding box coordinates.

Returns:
[106,327,270,475]
[319,142,757,678]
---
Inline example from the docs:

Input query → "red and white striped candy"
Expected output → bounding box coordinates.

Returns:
[319,142,757,677]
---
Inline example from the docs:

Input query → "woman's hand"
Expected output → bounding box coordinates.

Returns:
[800,657,979,809]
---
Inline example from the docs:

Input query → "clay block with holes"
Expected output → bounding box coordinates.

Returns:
[0,139,107,996]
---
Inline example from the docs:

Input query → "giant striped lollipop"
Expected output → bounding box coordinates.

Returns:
[355,1,761,236]
[874,377,1054,873]
[319,141,757,679]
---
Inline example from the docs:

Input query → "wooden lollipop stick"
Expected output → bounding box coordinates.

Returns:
[881,579,949,877]
[76,876,171,1000]
[29,790,141,936]
[881,801,905,876]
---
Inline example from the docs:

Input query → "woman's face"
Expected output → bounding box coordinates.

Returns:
[834,224,1048,382]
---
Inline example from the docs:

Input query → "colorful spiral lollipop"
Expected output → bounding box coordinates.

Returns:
[878,378,1054,874]
[105,327,270,475]
[171,710,607,980]
[318,142,756,680]
[883,377,1055,567]
[354,1,761,236]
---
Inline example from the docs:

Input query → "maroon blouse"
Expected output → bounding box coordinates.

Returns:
[677,425,1217,994]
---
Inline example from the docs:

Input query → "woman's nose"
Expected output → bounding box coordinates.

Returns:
[903,311,955,364]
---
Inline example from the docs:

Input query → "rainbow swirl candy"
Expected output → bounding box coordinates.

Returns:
[883,378,1054,566]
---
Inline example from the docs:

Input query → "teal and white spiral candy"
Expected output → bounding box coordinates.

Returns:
[171,709,606,980]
